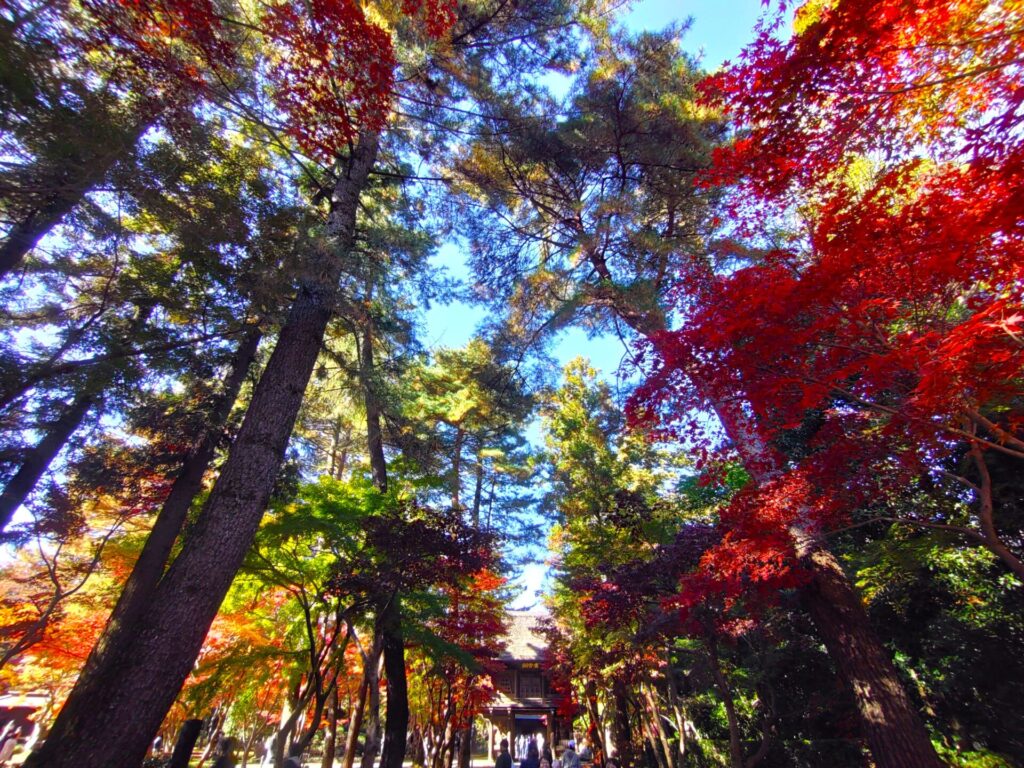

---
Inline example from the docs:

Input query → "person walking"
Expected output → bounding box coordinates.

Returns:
[496,738,513,768]
[561,741,580,768]
[520,741,541,768]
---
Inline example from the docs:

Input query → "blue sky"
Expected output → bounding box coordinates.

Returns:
[422,0,777,608]
[423,0,775,383]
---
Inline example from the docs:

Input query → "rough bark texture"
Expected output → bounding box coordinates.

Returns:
[800,545,943,768]
[35,325,261,747]
[710,395,943,768]
[25,133,379,768]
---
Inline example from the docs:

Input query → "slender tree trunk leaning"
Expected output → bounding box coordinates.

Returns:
[0,391,94,530]
[640,684,671,768]
[590,288,942,768]
[23,133,380,768]
[33,324,261,744]
[0,303,155,531]
[0,119,146,281]
[343,677,370,768]
[665,667,688,768]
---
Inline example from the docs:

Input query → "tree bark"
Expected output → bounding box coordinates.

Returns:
[471,456,484,528]
[359,642,384,768]
[457,726,472,768]
[610,680,635,768]
[799,543,942,767]
[360,312,388,494]
[639,684,670,768]
[322,686,340,768]
[24,133,380,768]
[0,391,94,530]
[0,118,145,280]
[451,427,464,509]
[359,297,410,768]
[0,302,158,531]
[586,284,942,768]
[34,325,261,741]
[708,392,943,768]
[379,594,409,768]
[168,719,204,768]
[583,680,605,768]
[343,675,370,768]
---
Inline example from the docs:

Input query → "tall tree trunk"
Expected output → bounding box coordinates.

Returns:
[379,594,409,768]
[0,303,157,531]
[359,305,410,768]
[168,719,204,768]
[583,680,605,768]
[35,324,261,739]
[707,392,943,768]
[360,313,388,494]
[799,544,942,768]
[24,133,380,768]
[0,118,146,280]
[360,643,384,768]
[322,686,340,768]
[471,457,484,529]
[343,676,370,768]
[457,726,471,768]
[610,680,635,768]
[591,288,942,768]
[0,391,94,530]
[451,427,464,509]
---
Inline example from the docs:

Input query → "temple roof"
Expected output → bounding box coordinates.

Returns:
[499,611,547,662]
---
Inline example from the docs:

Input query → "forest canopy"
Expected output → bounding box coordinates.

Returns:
[0,0,1021,767]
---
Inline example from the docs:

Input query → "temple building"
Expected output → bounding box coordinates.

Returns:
[483,611,567,760]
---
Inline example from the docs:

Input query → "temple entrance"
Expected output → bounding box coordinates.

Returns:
[512,715,548,759]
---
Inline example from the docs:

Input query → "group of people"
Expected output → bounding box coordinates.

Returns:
[497,737,612,768]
